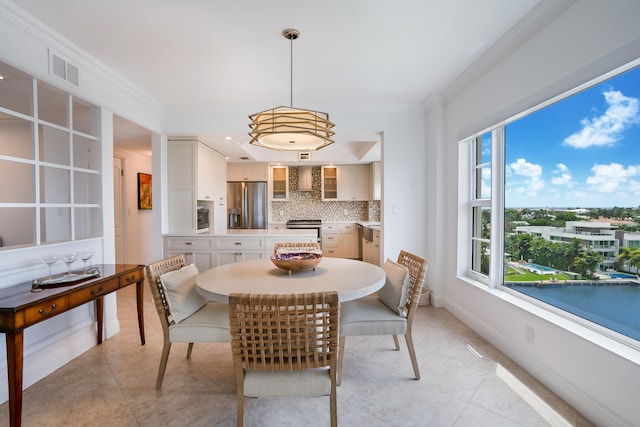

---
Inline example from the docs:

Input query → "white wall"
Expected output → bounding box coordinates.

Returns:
[435,1,640,425]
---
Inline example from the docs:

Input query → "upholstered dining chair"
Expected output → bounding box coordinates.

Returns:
[146,255,230,389]
[273,241,322,253]
[338,250,428,385]
[228,292,340,427]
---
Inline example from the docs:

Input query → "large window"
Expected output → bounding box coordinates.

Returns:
[462,60,640,345]
[0,61,102,250]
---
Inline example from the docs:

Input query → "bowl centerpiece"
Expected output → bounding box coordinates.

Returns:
[270,252,323,274]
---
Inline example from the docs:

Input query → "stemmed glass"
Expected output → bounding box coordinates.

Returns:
[60,253,78,278]
[40,256,60,281]
[79,251,94,276]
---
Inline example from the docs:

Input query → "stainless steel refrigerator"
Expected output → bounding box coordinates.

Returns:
[227,181,268,229]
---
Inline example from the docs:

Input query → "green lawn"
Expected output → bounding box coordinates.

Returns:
[504,266,571,282]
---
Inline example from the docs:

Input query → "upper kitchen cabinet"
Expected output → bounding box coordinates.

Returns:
[227,163,268,181]
[269,165,288,200]
[168,137,226,233]
[322,165,370,201]
[321,166,338,200]
[370,161,381,200]
[197,143,226,202]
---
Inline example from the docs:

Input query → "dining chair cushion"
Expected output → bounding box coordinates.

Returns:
[169,302,231,342]
[340,296,407,336]
[244,369,332,398]
[377,259,411,317]
[160,263,207,323]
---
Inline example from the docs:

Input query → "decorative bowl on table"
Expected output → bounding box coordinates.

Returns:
[270,252,323,273]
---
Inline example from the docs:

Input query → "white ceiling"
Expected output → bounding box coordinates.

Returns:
[9,0,544,161]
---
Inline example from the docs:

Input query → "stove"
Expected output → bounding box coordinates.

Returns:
[286,220,322,244]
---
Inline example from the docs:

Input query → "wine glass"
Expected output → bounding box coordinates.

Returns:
[79,251,94,275]
[60,253,78,278]
[40,256,60,281]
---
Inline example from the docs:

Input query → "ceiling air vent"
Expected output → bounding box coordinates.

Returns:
[299,152,311,161]
[48,49,79,86]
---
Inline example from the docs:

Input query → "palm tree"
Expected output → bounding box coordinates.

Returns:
[618,247,640,275]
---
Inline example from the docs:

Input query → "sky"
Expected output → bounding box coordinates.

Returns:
[503,64,640,208]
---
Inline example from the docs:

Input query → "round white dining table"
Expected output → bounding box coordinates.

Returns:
[196,257,385,302]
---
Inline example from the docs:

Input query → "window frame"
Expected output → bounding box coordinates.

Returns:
[458,58,640,348]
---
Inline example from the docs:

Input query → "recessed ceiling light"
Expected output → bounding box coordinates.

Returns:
[0,75,5,80]
[225,136,232,140]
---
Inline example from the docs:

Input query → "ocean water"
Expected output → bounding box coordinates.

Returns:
[507,283,640,341]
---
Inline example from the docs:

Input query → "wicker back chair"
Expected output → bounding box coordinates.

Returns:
[273,241,321,254]
[146,255,229,389]
[338,250,427,385]
[229,292,339,427]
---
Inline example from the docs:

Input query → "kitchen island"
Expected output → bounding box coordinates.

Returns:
[163,229,317,271]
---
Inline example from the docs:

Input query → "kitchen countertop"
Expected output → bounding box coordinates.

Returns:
[163,229,316,237]
[357,221,381,229]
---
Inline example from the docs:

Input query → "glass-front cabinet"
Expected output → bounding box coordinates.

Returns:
[0,60,101,250]
[270,165,288,200]
[321,166,338,200]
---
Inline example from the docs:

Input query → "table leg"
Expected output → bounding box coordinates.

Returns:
[6,331,23,427]
[95,297,104,344]
[136,280,145,345]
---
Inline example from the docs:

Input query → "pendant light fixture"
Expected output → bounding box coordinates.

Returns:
[248,28,335,151]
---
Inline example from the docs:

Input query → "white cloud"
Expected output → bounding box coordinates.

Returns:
[586,163,640,193]
[551,163,574,188]
[507,158,544,195]
[563,89,639,148]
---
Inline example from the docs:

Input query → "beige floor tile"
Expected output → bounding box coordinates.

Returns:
[0,282,591,426]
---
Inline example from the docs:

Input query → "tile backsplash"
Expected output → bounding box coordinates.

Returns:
[270,166,380,222]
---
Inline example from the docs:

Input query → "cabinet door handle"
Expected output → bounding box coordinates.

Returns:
[234,242,243,246]
[185,242,195,245]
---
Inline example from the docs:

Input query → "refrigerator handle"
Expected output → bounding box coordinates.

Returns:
[241,185,248,228]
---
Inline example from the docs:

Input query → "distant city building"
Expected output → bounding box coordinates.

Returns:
[514,221,620,271]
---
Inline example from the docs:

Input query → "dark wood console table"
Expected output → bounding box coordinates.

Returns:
[0,264,146,427]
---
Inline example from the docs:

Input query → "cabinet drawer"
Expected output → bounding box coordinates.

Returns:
[216,238,263,250]
[22,295,70,326]
[322,224,339,232]
[120,269,142,286]
[322,232,340,246]
[323,247,343,258]
[69,279,121,305]
[339,223,357,233]
[165,238,213,249]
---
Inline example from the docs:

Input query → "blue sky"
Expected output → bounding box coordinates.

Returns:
[504,65,640,208]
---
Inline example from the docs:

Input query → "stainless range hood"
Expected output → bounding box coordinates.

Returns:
[298,166,313,191]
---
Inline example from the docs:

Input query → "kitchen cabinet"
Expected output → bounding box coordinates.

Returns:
[167,137,227,233]
[340,165,370,201]
[321,166,338,200]
[321,223,358,258]
[228,163,268,181]
[371,161,381,200]
[163,236,215,271]
[372,229,381,266]
[214,236,264,266]
[270,165,289,200]
[321,165,370,201]
[340,223,359,259]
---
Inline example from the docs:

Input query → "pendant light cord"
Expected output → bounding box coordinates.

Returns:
[289,32,293,108]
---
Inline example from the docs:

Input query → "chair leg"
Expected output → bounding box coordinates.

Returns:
[187,342,194,359]
[330,384,337,427]
[405,333,420,380]
[392,334,400,350]
[156,341,172,389]
[337,336,346,386]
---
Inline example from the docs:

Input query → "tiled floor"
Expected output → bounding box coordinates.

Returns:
[0,283,593,426]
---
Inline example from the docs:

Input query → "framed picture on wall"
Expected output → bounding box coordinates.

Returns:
[137,173,152,210]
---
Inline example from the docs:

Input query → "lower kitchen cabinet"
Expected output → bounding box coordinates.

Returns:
[321,223,358,258]
[215,250,262,266]
[164,236,215,271]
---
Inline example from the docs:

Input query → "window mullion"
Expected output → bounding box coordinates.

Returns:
[489,127,504,288]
